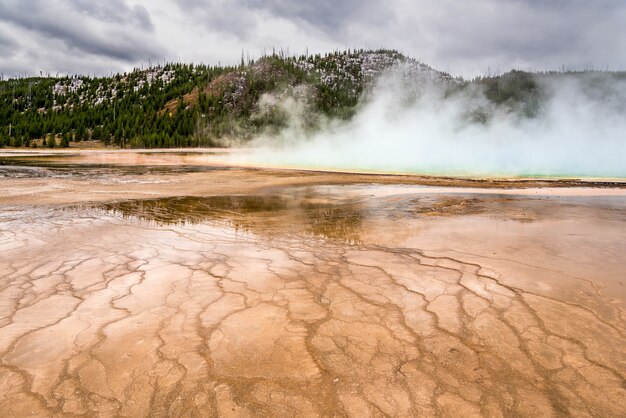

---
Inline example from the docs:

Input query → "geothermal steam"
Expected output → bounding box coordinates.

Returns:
[235,70,626,177]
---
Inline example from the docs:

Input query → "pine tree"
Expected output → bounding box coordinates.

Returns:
[61,133,70,148]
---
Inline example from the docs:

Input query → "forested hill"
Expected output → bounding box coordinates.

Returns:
[0,49,623,148]
[0,49,444,148]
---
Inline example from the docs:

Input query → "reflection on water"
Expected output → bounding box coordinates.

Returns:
[0,151,231,179]
[303,205,363,244]
[98,193,366,244]
[101,196,288,224]
[89,186,610,245]
[0,160,227,179]
[8,149,614,244]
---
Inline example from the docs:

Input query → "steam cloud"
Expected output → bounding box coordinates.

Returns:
[234,71,626,178]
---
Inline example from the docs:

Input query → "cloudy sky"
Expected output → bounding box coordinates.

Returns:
[1,0,625,78]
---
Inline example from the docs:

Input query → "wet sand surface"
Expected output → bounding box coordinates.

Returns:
[1,151,625,417]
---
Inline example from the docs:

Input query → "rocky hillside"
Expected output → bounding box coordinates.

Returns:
[0,49,459,148]
[1,49,622,148]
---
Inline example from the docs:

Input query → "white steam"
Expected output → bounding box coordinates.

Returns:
[234,71,626,178]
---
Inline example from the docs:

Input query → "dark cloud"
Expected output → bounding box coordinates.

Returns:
[0,0,164,75]
[242,0,387,32]
[175,0,258,39]
[0,28,18,54]
[169,0,625,74]
[175,0,391,39]
[67,0,155,31]
[0,0,624,77]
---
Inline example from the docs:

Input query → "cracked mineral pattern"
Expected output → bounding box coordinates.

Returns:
[0,165,625,416]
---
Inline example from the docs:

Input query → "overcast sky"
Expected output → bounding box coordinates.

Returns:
[1,0,625,78]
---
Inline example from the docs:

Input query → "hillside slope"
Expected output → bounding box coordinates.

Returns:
[0,49,623,148]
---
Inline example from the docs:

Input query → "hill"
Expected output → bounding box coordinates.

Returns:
[0,49,623,148]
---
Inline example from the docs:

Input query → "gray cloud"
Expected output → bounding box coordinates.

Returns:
[404,0,626,73]
[66,0,155,31]
[0,0,164,75]
[175,0,259,39]
[242,0,388,32]
[0,0,624,77]
[0,28,17,55]
[175,0,390,40]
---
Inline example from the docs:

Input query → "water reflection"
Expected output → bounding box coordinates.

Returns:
[0,151,231,179]
[98,194,366,244]
[86,185,619,245]
[0,160,227,178]
[101,196,286,223]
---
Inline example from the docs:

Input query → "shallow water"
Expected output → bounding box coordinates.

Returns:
[0,157,228,179]
[1,151,625,417]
